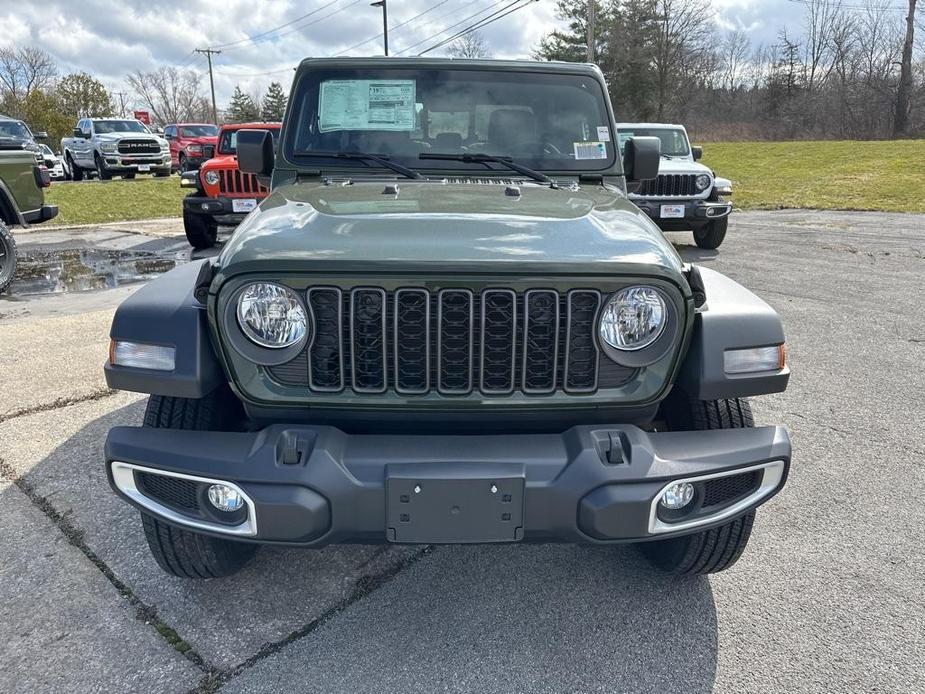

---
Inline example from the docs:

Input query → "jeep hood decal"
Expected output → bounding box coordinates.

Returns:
[217,181,684,278]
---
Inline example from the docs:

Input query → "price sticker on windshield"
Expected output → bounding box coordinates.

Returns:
[573,141,608,160]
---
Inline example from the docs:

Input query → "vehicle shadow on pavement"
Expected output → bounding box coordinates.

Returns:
[6,399,719,692]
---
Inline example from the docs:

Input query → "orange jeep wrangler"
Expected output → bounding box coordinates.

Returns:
[180,122,281,249]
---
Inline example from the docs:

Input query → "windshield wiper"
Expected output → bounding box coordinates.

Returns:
[419,152,552,184]
[298,151,422,179]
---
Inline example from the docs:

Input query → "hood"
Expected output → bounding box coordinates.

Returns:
[184,136,218,145]
[97,132,161,142]
[656,158,712,176]
[217,180,684,280]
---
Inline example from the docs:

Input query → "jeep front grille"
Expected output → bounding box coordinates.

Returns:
[268,287,636,396]
[218,169,268,196]
[117,139,160,155]
[635,174,697,197]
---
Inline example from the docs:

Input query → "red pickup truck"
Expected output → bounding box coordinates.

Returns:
[163,123,218,173]
[180,122,280,248]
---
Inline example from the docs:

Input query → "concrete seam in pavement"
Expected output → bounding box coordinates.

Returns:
[0,456,215,676]
[0,388,118,424]
[189,546,434,694]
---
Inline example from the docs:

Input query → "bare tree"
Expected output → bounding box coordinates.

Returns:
[718,28,751,91]
[447,31,493,59]
[0,45,56,115]
[893,0,918,136]
[125,67,207,127]
[652,0,716,120]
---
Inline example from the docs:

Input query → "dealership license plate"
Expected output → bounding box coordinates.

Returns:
[137,164,151,172]
[660,204,685,218]
[232,198,257,213]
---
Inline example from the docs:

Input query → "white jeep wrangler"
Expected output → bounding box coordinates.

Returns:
[617,123,732,249]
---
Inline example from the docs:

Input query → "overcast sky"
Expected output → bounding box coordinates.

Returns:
[1,0,801,108]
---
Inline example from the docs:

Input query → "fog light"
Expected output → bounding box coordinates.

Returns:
[110,340,175,371]
[207,484,245,513]
[659,482,694,510]
[724,345,785,374]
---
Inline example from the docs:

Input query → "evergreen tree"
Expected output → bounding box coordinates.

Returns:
[226,85,260,123]
[261,81,288,121]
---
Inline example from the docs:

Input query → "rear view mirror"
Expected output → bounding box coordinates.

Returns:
[237,129,275,177]
[622,136,660,182]
[691,145,703,161]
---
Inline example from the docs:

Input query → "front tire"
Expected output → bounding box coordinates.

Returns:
[0,221,17,294]
[638,393,757,575]
[140,390,255,578]
[95,154,112,180]
[67,153,83,181]
[183,207,218,249]
[693,217,728,250]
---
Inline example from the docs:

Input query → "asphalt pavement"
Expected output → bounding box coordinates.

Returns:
[0,210,922,693]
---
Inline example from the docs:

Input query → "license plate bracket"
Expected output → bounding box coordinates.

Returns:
[232,198,257,213]
[386,466,524,543]
[660,203,686,218]
[137,164,151,172]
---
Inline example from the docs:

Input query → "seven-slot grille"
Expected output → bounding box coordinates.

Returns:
[268,287,637,396]
[117,139,160,155]
[635,173,698,197]
[218,169,268,196]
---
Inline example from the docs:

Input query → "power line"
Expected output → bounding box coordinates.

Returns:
[334,0,453,56]
[216,66,297,78]
[418,0,539,56]
[395,0,507,55]
[208,0,343,51]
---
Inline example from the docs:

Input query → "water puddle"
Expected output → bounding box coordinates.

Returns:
[3,247,190,297]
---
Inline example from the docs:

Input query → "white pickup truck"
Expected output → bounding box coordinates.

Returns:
[60,118,171,181]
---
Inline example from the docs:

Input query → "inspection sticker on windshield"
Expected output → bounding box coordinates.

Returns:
[596,126,611,142]
[319,80,416,132]
[573,141,608,160]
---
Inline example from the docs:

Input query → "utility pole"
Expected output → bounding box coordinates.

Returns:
[587,0,596,62]
[371,1,388,56]
[892,0,917,138]
[196,47,222,124]
[112,91,127,117]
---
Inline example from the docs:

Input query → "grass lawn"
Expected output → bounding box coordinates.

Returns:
[45,177,187,226]
[41,140,924,226]
[702,140,925,213]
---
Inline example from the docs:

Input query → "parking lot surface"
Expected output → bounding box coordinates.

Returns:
[1,210,922,693]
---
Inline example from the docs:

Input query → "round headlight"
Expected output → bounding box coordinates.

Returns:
[204,170,219,186]
[236,283,307,349]
[695,174,711,191]
[599,286,667,351]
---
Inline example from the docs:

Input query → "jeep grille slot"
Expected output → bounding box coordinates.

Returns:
[218,169,267,196]
[636,174,697,197]
[268,286,637,397]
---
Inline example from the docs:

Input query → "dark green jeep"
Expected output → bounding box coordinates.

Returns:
[0,140,58,293]
[103,59,791,579]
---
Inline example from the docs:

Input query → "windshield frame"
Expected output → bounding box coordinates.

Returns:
[280,60,623,178]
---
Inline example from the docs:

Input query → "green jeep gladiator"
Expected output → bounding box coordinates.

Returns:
[0,139,58,293]
[103,58,791,579]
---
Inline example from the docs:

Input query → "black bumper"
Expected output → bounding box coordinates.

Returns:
[105,423,791,546]
[631,199,732,230]
[182,195,248,221]
[22,204,59,225]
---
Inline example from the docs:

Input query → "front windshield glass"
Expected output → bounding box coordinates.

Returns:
[180,124,218,138]
[285,67,616,173]
[0,120,32,140]
[219,127,280,155]
[617,128,690,157]
[40,144,54,156]
[94,120,148,134]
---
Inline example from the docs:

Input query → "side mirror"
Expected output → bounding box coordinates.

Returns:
[237,129,275,177]
[691,145,703,161]
[34,131,49,140]
[163,132,174,139]
[622,136,660,182]
[72,128,83,138]
[201,144,215,160]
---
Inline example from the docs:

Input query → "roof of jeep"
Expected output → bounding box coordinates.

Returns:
[615,122,686,130]
[295,56,604,77]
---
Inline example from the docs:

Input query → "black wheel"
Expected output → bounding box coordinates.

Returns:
[693,217,727,250]
[95,154,112,180]
[0,221,17,294]
[122,172,136,179]
[140,389,255,578]
[178,153,188,173]
[183,206,218,249]
[638,392,757,575]
[68,153,83,181]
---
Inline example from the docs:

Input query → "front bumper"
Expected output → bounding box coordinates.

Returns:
[182,194,251,223]
[630,198,733,230]
[105,423,790,546]
[102,152,171,172]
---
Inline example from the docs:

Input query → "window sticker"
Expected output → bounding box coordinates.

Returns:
[319,80,416,132]
[573,141,608,160]
[597,126,611,142]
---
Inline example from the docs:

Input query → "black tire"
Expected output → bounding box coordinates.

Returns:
[178,153,188,173]
[154,170,170,178]
[0,221,17,294]
[693,217,727,250]
[95,154,112,180]
[68,153,83,181]
[638,393,757,575]
[183,207,218,249]
[140,390,255,578]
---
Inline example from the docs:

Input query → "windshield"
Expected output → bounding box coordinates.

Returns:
[617,128,690,157]
[40,144,54,156]
[94,120,149,134]
[0,120,32,140]
[179,124,218,138]
[219,127,280,155]
[284,67,616,173]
